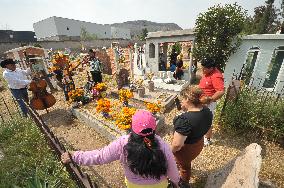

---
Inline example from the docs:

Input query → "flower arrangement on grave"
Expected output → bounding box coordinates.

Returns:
[68,88,84,102]
[96,98,111,118]
[91,83,107,99]
[135,78,144,88]
[118,50,126,64]
[49,52,70,81]
[114,107,137,130]
[119,89,133,106]
[146,72,155,81]
[144,101,161,114]
[146,72,155,92]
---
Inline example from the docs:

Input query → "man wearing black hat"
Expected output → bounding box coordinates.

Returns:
[1,59,31,117]
[199,58,225,146]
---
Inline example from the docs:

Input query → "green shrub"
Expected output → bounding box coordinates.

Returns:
[216,87,284,140]
[0,117,76,187]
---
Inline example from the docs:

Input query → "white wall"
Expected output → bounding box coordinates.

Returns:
[111,27,131,39]
[54,17,111,39]
[224,34,284,93]
[33,17,58,39]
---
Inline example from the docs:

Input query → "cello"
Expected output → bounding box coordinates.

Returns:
[29,79,56,111]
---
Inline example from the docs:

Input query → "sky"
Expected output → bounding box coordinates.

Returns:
[0,0,282,31]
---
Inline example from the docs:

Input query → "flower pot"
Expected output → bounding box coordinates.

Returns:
[148,81,154,92]
[137,87,145,98]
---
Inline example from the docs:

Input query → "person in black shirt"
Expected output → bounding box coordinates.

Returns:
[171,86,213,187]
[174,54,184,80]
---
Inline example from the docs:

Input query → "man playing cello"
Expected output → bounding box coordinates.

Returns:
[1,59,32,117]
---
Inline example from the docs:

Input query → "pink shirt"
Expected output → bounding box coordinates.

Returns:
[199,68,224,97]
[72,135,179,185]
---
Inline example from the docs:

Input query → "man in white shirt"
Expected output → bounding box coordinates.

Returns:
[1,59,31,117]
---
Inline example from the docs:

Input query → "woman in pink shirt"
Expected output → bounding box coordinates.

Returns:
[61,110,179,188]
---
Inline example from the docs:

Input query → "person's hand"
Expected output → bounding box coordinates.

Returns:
[61,151,74,164]
[200,96,212,104]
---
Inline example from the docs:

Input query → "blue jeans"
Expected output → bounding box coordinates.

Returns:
[10,88,29,117]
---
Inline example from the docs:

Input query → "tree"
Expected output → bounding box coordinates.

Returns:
[193,3,247,71]
[80,27,98,41]
[244,0,280,34]
[139,28,148,41]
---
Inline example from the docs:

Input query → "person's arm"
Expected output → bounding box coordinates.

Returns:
[201,73,225,104]
[3,72,31,87]
[61,136,126,165]
[171,131,187,153]
[22,68,32,76]
[162,141,179,186]
[211,74,225,101]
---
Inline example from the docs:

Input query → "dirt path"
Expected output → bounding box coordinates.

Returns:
[41,91,284,188]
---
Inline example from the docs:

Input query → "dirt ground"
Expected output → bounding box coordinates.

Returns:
[37,91,284,188]
[0,65,283,187]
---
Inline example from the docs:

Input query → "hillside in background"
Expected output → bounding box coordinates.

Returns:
[110,20,182,39]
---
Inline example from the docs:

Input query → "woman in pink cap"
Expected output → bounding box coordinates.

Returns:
[61,110,179,188]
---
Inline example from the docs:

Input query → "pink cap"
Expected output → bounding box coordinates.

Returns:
[132,110,156,136]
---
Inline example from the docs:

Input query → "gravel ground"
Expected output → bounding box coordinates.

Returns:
[40,91,284,188]
[0,84,283,188]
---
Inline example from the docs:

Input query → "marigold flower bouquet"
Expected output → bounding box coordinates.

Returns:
[144,101,161,114]
[68,88,84,102]
[92,83,107,99]
[114,107,137,130]
[119,89,133,106]
[96,98,111,118]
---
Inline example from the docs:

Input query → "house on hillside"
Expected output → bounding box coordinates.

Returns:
[33,16,131,41]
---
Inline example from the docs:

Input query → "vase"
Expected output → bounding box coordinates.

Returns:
[137,87,145,98]
[148,81,154,92]
[123,100,129,107]
[102,112,110,118]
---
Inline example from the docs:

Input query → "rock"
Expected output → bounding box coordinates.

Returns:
[205,143,262,188]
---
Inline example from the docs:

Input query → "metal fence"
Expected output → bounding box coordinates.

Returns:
[0,94,21,123]
[0,95,97,188]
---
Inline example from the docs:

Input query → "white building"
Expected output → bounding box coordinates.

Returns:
[33,16,131,41]
[224,34,284,94]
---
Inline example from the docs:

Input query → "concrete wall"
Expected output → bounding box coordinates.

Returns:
[33,17,58,39]
[111,27,131,39]
[0,39,144,57]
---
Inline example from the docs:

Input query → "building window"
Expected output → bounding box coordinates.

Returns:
[67,27,69,30]
[105,32,107,35]
[149,43,155,58]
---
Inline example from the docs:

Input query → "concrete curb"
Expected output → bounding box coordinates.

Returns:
[71,107,165,141]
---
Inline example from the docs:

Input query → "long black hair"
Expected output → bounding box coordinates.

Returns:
[123,129,167,179]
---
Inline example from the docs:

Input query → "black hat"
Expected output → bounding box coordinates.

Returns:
[0,59,16,68]
[201,58,215,68]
